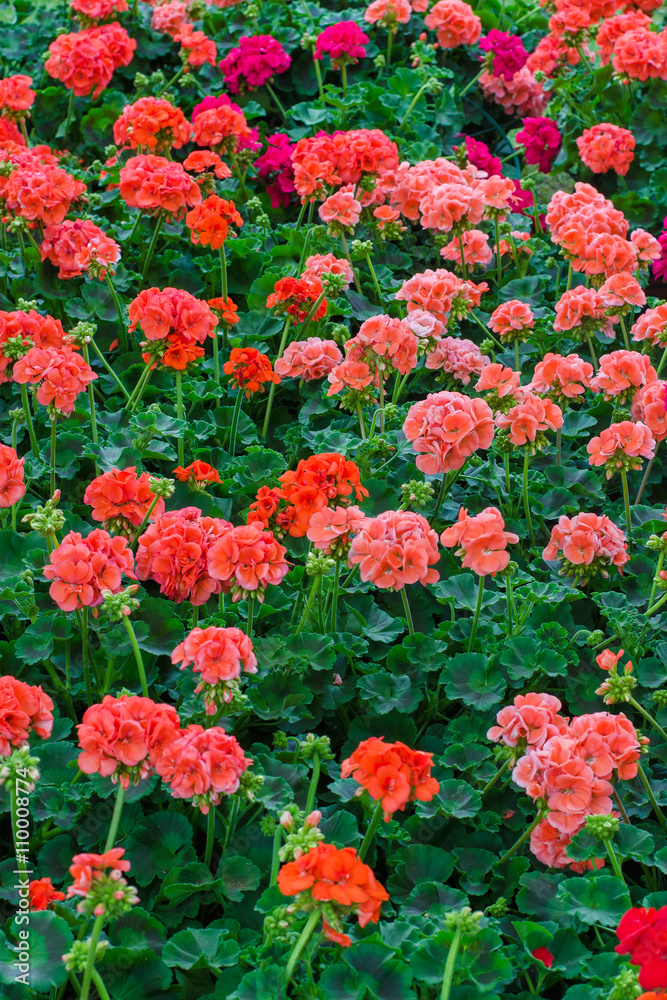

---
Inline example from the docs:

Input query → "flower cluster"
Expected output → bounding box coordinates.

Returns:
[77,694,181,788]
[40,219,120,281]
[3,162,86,227]
[348,509,440,591]
[128,287,217,370]
[0,676,54,755]
[542,512,629,583]
[219,34,291,93]
[266,276,327,324]
[171,625,257,713]
[616,907,667,990]
[112,97,191,152]
[576,123,636,176]
[43,529,135,612]
[12,345,97,414]
[441,506,518,576]
[223,347,280,396]
[587,420,655,478]
[0,443,25,508]
[66,848,137,917]
[341,737,439,820]
[274,337,343,381]
[255,133,296,208]
[45,23,136,98]
[290,128,399,201]
[186,195,243,249]
[207,522,290,602]
[403,391,495,474]
[119,154,201,219]
[83,466,164,532]
[155,724,251,812]
[314,21,369,67]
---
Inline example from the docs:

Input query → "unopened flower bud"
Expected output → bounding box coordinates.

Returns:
[63,938,109,973]
[68,320,97,346]
[280,811,294,831]
[9,407,25,423]
[22,493,65,537]
[306,551,335,577]
[486,896,508,918]
[350,239,373,256]
[444,906,483,934]
[304,810,321,829]
[148,475,175,499]
[586,630,605,647]
[653,690,667,708]
[0,746,40,790]
[584,813,619,840]
[101,586,140,621]
[400,479,435,509]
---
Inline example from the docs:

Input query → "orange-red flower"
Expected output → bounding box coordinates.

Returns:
[186,195,243,249]
[266,276,328,325]
[222,347,280,396]
[28,878,65,911]
[208,296,239,327]
[113,97,191,152]
[173,460,221,485]
[0,676,54,755]
[341,737,440,819]
[441,506,519,576]
[0,443,25,508]
[43,530,136,612]
[119,154,201,218]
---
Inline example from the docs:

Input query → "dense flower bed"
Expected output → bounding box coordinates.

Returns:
[2,0,667,998]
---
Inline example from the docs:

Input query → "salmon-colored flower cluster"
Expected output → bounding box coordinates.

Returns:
[475,364,522,411]
[496,393,563,451]
[155,724,251,812]
[576,123,636,176]
[590,350,657,403]
[40,218,120,280]
[219,34,291,93]
[529,352,593,404]
[326,358,377,400]
[365,0,412,29]
[318,190,362,233]
[596,11,652,66]
[488,692,567,750]
[45,22,136,98]
[306,505,365,556]
[66,847,131,902]
[150,0,187,37]
[0,308,67,383]
[631,303,667,347]
[43,529,135,612]
[314,21,369,67]
[192,102,251,153]
[425,336,489,384]
[489,299,534,342]
[612,27,667,82]
[173,460,221,485]
[186,195,243,249]
[83,466,164,532]
[112,97,191,152]
[542,511,629,582]
[12,345,97,414]
[441,505,518,576]
[347,509,440,590]
[346,314,418,376]
[71,0,129,19]
[341,737,439,820]
[0,74,35,115]
[419,182,484,235]
[172,625,257,713]
[177,24,217,68]
[183,150,232,187]
[207,296,239,327]
[290,128,398,201]
[136,506,232,605]
[207,521,289,602]
[278,842,389,947]
[77,694,181,788]
[500,699,642,870]
[632,381,667,442]
[424,0,481,49]
[223,347,280,396]
[274,337,343,380]
[266,276,327,324]
[0,443,25,508]
[440,229,492,268]
[403,390,495,474]
[128,287,217,371]
[553,287,611,340]
[28,878,65,912]
[4,162,86,227]
[587,420,655,478]
[480,66,548,118]
[0,676,54,755]
[395,269,485,327]
[119,154,201,218]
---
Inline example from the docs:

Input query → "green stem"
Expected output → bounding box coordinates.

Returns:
[296,575,321,635]
[79,607,93,707]
[649,550,665,611]
[49,417,57,496]
[656,344,667,378]
[125,362,152,411]
[457,235,467,281]
[365,252,384,307]
[330,559,341,632]
[79,912,105,1000]
[270,825,283,885]
[386,30,393,68]
[63,87,75,140]
[313,56,324,101]
[636,444,658,505]
[175,370,184,467]
[261,317,291,438]
[19,384,39,457]
[440,925,462,1000]
[204,806,216,867]
[141,211,164,284]
[619,314,630,351]
[620,468,632,549]
[89,340,131,401]
[156,63,185,98]
[356,401,366,440]
[341,62,347,95]
[604,839,625,884]
[480,759,509,797]
[305,751,320,815]
[219,245,228,350]
[522,449,536,546]
[265,81,287,120]
[122,616,149,697]
[584,331,597,368]
[505,573,513,636]
[130,494,161,550]
[646,591,667,618]
[246,593,254,637]
[397,81,428,133]
[400,587,415,637]
[496,814,542,866]
[229,389,243,457]
[629,696,667,742]
[285,910,321,986]
[459,67,484,98]
[358,800,384,862]
[104,274,127,352]
[82,345,98,470]
[495,217,502,289]
[104,782,126,852]
[637,763,667,832]
[514,337,520,373]
[223,795,240,851]
[468,575,485,652]
[340,232,361,293]
[91,969,111,1000]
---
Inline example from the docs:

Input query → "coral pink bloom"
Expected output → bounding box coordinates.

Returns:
[0,443,25,508]
[546,758,594,814]
[275,337,343,380]
[631,304,667,347]
[590,350,656,401]
[403,391,494,474]
[631,381,667,442]
[596,648,625,671]
[348,314,418,375]
[419,182,485,233]
[441,506,518,576]
[0,676,54,755]
[576,123,636,176]
[327,358,376,397]
[318,191,362,231]
[207,521,289,601]
[529,353,593,401]
[440,229,492,267]
[155,724,251,812]
[347,510,440,591]
[488,692,567,749]
[476,175,516,212]
[475,363,521,399]
[306,505,366,554]
[43,530,135,612]
[424,0,482,49]
[302,253,354,287]
[587,420,655,477]
[425,337,489,384]
[365,0,412,26]
[488,299,534,340]
[84,466,164,530]
[598,272,646,310]
[542,512,629,579]
[553,287,607,333]
[495,394,563,448]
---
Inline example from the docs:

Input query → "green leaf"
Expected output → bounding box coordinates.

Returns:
[433,573,498,611]
[421,779,481,820]
[387,845,455,902]
[557,875,631,927]
[162,928,239,970]
[0,912,73,990]
[126,813,196,886]
[444,653,506,709]
[218,856,261,901]
[357,673,422,714]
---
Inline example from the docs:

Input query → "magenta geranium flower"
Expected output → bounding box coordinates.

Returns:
[314,21,369,68]
[219,34,291,94]
[479,29,528,81]
[516,116,562,173]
